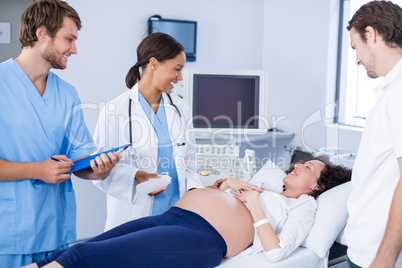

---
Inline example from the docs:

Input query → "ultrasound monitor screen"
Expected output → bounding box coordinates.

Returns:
[193,75,259,128]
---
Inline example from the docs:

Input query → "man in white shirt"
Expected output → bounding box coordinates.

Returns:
[344,1,402,267]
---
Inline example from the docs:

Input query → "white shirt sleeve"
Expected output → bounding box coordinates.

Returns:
[93,163,139,204]
[263,197,317,262]
[388,83,402,158]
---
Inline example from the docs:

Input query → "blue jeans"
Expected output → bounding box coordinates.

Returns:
[37,207,227,268]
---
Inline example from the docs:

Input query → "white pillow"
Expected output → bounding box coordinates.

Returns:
[301,181,352,258]
[336,225,347,245]
[250,160,351,258]
[249,159,285,193]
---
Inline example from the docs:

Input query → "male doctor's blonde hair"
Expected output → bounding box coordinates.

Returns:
[19,0,82,48]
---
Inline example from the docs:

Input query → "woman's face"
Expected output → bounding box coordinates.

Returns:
[283,160,326,195]
[153,51,186,94]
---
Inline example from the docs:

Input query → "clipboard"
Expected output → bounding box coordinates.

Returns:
[68,144,130,173]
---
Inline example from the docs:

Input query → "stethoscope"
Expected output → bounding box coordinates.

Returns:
[128,94,184,156]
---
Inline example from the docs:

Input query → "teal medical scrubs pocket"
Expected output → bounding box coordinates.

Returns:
[61,190,77,243]
[0,200,16,250]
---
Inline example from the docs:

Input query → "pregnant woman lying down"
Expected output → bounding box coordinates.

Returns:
[23,157,351,268]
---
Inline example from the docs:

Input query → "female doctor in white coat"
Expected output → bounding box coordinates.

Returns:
[93,33,204,231]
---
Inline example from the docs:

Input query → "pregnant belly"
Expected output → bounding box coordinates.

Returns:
[174,188,254,257]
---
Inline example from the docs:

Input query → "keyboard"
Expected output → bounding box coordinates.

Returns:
[195,144,251,186]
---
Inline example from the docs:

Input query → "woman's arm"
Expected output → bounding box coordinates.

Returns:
[237,191,280,251]
[237,191,316,262]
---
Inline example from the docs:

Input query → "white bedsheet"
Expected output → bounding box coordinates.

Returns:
[217,247,328,268]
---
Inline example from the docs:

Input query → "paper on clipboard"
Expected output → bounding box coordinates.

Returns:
[68,144,130,173]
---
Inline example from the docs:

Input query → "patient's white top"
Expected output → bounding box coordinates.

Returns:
[233,190,317,262]
[345,59,402,267]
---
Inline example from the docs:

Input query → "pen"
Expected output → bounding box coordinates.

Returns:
[50,156,74,165]
[116,144,130,153]
[34,157,75,184]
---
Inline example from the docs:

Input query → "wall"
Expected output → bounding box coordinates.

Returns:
[263,0,343,155]
[54,0,264,132]
[0,0,32,62]
[0,0,356,240]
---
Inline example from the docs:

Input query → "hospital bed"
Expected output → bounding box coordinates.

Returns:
[217,160,351,268]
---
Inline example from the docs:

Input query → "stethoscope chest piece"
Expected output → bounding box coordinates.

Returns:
[128,146,136,157]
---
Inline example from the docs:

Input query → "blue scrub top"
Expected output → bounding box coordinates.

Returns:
[138,93,180,216]
[0,59,95,254]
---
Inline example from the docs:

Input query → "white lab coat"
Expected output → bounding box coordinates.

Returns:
[93,84,203,231]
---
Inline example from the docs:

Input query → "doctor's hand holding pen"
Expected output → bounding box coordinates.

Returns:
[36,152,122,184]
[35,155,74,184]
[135,170,166,196]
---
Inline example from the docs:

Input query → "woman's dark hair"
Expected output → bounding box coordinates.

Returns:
[125,33,184,89]
[285,155,352,199]
[347,0,402,49]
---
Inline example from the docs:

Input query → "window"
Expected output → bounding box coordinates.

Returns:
[336,0,402,127]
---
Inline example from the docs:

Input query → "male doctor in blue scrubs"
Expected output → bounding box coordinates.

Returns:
[0,0,121,267]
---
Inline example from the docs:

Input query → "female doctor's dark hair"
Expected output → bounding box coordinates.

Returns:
[125,32,185,89]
